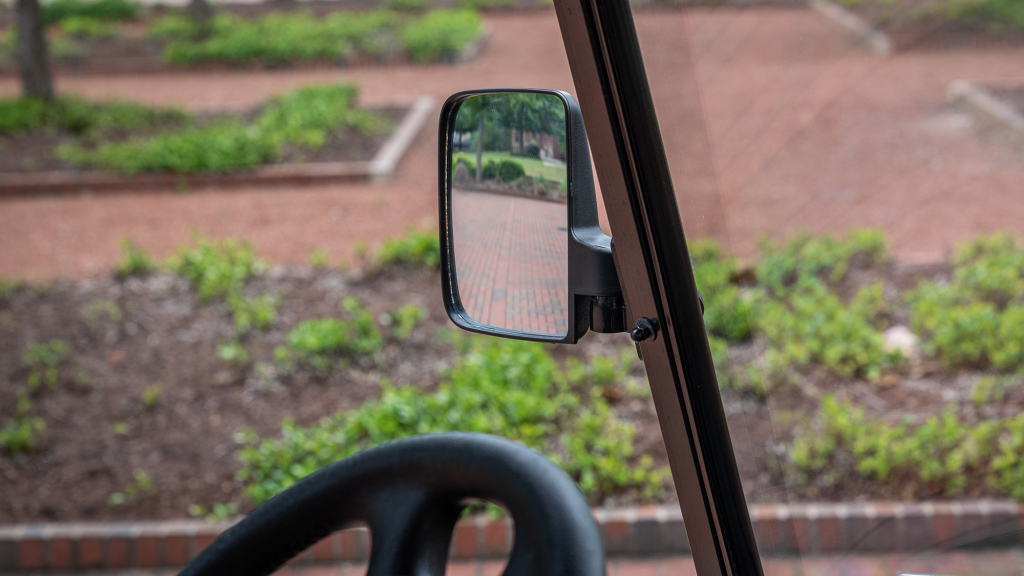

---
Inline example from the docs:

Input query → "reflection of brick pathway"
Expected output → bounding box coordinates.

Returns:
[48,550,1024,576]
[2,9,1024,279]
[452,189,568,336]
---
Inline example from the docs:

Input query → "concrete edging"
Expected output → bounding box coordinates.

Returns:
[809,0,892,55]
[950,80,1024,136]
[1,500,1022,571]
[0,96,435,197]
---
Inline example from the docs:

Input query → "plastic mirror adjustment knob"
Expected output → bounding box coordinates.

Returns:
[630,317,658,343]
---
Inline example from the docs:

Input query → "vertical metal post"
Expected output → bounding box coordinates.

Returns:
[552,2,764,575]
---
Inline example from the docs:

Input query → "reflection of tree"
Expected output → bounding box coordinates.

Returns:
[455,94,566,182]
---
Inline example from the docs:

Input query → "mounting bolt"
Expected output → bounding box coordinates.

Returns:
[630,317,659,343]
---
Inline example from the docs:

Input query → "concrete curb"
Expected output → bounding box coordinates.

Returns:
[0,96,434,197]
[809,0,892,55]
[1,501,1022,571]
[950,80,1024,136]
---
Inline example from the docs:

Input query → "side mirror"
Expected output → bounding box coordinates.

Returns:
[438,89,624,344]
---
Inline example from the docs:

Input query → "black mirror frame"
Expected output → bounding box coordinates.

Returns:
[438,88,621,344]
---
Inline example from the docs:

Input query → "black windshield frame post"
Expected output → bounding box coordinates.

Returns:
[552,2,764,576]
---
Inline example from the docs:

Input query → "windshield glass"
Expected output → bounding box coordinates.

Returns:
[634,0,1024,573]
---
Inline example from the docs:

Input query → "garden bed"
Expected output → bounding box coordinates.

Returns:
[0,1,493,75]
[2,229,1024,524]
[0,86,433,194]
[817,0,1024,51]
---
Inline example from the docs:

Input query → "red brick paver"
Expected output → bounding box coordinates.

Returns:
[3,9,1024,279]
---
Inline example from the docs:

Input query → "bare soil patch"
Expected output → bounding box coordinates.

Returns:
[3,255,1019,524]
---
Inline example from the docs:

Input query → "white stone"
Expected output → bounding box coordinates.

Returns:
[884,325,919,358]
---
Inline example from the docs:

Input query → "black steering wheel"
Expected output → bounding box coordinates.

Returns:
[181,433,605,576]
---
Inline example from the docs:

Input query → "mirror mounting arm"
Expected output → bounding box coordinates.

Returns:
[570,227,626,334]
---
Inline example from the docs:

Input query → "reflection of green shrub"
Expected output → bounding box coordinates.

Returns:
[481,159,498,179]
[496,159,525,182]
[452,153,475,174]
[400,9,483,63]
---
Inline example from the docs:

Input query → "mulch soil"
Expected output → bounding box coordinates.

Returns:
[0,107,404,175]
[2,256,1019,524]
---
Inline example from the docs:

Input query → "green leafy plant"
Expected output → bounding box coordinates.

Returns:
[0,95,188,137]
[308,249,330,269]
[400,10,483,63]
[388,0,428,10]
[58,16,120,38]
[217,341,251,367]
[189,502,240,522]
[238,335,667,506]
[83,298,123,326]
[382,303,428,340]
[167,235,265,302]
[784,395,1024,501]
[0,278,23,303]
[108,468,155,506]
[908,233,1024,370]
[43,0,140,24]
[59,84,387,174]
[374,229,440,268]
[690,239,754,342]
[115,239,157,278]
[229,293,280,336]
[0,417,46,454]
[141,384,162,409]
[279,298,383,371]
[756,229,887,297]
[22,340,71,390]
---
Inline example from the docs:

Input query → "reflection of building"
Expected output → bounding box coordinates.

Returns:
[510,129,564,161]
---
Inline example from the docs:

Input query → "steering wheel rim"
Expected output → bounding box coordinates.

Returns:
[181,432,605,576]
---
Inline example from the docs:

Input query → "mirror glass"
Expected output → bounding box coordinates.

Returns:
[450,93,570,337]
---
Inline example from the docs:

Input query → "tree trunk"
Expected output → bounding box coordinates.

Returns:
[15,0,53,100]
[187,0,213,37]
[475,112,483,182]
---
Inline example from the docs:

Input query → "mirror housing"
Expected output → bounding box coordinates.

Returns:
[438,89,624,344]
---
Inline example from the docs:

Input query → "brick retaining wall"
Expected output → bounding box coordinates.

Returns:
[2,501,1022,572]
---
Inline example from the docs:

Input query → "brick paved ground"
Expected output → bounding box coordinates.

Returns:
[2,8,1023,279]
[452,188,568,335]
[23,550,1024,576]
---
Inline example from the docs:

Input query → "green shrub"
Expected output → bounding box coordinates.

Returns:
[496,159,526,183]
[58,16,120,38]
[60,84,384,174]
[160,11,400,66]
[785,395,1024,500]
[690,239,754,342]
[382,303,428,340]
[237,335,667,505]
[452,153,476,174]
[375,229,440,268]
[147,14,203,40]
[229,292,280,336]
[0,418,46,454]
[22,340,71,390]
[756,229,887,296]
[166,235,266,301]
[43,0,139,24]
[388,0,428,10]
[279,298,383,371]
[481,159,498,179]
[756,281,899,381]
[217,341,251,366]
[0,95,187,136]
[141,384,162,408]
[0,278,23,303]
[400,10,483,63]
[59,121,276,174]
[115,239,156,278]
[908,233,1024,370]
[456,0,513,8]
